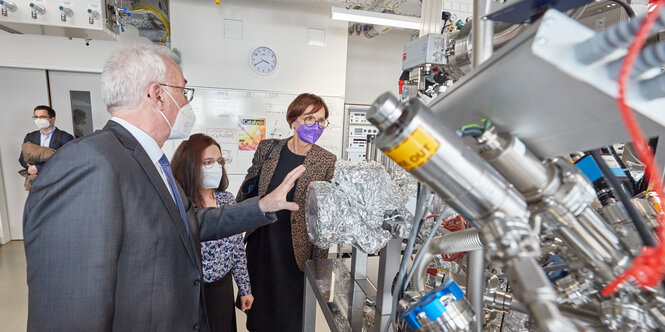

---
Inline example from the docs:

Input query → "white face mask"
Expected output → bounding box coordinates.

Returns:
[202,163,223,189]
[34,118,50,130]
[154,86,197,140]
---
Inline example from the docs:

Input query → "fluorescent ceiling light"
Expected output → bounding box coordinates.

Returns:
[331,7,421,30]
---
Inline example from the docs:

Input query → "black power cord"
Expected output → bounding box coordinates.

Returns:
[590,149,657,247]
[441,11,452,34]
[608,0,636,18]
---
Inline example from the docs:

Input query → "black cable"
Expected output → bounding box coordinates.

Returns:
[607,146,637,195]
[498,281,510,331]
[460,128,484,138]
[608,0,636,18]
[590,149,657,247]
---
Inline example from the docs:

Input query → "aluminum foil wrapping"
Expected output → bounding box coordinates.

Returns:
[306,160,414,254]
[486,310,530,332]
[388,165,418,199]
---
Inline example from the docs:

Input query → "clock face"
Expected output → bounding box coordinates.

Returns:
[250,46,277,75]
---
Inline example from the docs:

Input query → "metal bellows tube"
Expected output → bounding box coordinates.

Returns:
[413,228,485,290]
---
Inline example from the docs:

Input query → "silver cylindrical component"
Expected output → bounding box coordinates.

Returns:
[466,249,484,332]
[59,6,72,22]
[367,92,529,224]
[88,9,100,25]
[506,256,579,332]
[477,128,550,198]
[445,23,524,76]
[575,10,665,64]
[0,0,17,13]
[639,72,665,101]
[472,0,494,68]
[575,207,625,258]
[365,134,377,162]
[29,3,45,19]
[484,291,514,313]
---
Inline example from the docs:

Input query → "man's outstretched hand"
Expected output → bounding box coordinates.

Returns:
[258,165,305,213]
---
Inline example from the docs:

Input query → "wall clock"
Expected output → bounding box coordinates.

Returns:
[250,46,277,75]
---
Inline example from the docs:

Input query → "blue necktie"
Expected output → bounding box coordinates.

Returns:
[158,154,189,234]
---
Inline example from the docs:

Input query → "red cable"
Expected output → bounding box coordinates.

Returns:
[423,215,468,276]
[602,1,665,297]
[442,216,467,261]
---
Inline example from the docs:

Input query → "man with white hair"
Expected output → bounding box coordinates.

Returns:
[22,45,304,331]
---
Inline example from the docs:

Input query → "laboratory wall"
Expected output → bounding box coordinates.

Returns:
[169,0,351,194]
[344,29,414,105]
[170,0,349,97]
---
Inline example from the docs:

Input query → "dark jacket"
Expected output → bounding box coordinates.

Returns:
[23,120,276,331]
[19,128,74,170]
[238,137,336,271]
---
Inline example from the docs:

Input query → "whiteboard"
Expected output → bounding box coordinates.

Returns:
[162,87,345,174]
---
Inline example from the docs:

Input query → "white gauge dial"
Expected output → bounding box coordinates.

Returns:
[250,46,277,75]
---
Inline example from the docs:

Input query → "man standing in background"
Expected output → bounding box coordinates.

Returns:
[18,105,74,175]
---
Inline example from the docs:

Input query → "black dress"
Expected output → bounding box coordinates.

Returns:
[245,145,306,332]
[203,272,236,332]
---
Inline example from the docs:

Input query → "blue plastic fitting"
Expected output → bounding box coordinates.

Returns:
[403,279,465,330]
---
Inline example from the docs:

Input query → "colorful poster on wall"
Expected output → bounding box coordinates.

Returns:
[206,128,238,170]
[238,117,266,152]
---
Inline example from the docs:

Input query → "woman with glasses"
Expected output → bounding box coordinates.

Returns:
[171,134,253,332]
[238,93,336,331]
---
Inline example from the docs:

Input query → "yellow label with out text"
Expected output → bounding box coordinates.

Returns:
[385,127,440,171]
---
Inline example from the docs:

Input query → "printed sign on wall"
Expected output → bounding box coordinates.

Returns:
[238,117,266,152]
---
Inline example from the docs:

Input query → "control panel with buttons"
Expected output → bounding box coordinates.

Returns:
[344,107,377,161]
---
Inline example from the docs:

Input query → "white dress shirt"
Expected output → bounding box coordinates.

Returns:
[40,127,56,147]
[110,117,175,200]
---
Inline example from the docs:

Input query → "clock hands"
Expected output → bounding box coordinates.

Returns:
[253,59,270,66]
[251,47,276,74]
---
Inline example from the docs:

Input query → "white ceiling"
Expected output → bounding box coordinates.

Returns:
[260,0,423,17]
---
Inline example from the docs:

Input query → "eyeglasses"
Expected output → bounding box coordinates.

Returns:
[32,115,51,120]
[202,157,224,169]
[159,83,195,102]
[302,116,330,128]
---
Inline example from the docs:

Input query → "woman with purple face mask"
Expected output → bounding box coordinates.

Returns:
[238,93,337,332]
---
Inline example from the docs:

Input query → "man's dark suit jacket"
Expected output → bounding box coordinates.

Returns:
[23,120,276,331]
[18,128,74,171]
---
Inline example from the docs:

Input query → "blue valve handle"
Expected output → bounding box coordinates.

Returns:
[403,280,464,330]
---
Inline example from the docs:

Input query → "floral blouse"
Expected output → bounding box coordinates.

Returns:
[200,191,251,296]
